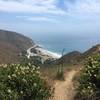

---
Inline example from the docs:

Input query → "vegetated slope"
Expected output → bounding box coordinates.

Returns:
[57,51,82,65]
[83,44,100,57]
[0,29,34,64]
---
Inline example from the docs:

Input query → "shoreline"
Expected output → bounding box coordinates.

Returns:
[27,44,62,59]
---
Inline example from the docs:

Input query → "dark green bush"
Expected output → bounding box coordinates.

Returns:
[75,56,100,100]
[0,63,53,100]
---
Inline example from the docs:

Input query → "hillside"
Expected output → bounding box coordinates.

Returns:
[0,30,34,64]
[57,51,82,65]
[56,44,100,65]
[83,44,100,57]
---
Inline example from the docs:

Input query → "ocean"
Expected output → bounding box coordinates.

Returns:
[30,34,100,55]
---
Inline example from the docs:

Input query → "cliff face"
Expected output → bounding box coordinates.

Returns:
[0,30,34,64]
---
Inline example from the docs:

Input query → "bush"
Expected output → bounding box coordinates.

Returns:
[0,63,53,100]
[55,68,64,80]
[75,56,100,100]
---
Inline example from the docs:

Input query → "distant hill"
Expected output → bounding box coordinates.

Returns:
[0,29,34,64]
[56,51,82,65]
[56,44,100,65]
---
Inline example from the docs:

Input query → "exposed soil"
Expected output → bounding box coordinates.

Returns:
[52,69,78,100]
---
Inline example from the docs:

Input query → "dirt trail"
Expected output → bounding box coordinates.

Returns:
[52,69,78,100]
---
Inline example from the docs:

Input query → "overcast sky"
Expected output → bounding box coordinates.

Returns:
[0,0,100,37]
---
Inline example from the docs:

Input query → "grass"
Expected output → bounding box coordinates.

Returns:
[40,63,81,84]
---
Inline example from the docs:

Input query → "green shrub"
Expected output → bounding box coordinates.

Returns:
[75,56,100,100]
[55,68,64,80]
[0,63,53,100]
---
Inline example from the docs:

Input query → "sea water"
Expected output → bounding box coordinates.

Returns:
[31,34,100,56]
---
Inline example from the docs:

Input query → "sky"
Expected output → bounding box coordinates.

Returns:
[0,0,100,38]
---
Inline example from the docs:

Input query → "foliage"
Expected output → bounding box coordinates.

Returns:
[0,63,53,100]
[20,53,42,67]
[75,56,100,100]
[55,68,64,80]
[29,56,43,66]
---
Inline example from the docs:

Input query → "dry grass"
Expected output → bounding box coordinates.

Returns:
[40,64,82,100]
